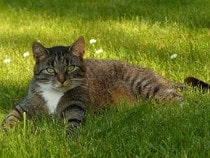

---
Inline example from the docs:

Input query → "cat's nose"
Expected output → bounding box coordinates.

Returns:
[57,73,66,85]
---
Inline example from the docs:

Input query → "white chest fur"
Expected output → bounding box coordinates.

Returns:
[39,84,64,114]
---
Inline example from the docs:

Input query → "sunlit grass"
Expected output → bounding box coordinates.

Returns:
[0,0,210,157]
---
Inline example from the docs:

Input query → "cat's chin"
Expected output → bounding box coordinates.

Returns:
[53,85,78,92]
[38,83,71,93]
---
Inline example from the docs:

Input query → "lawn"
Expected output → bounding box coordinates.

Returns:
[0,0,210,157]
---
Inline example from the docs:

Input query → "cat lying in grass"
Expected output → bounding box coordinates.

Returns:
[2,36,205,134]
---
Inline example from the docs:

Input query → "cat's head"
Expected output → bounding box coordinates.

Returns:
[32,36,86,92]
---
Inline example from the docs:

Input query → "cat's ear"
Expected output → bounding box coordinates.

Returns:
[69,36,85,57]
[32,41,49,62]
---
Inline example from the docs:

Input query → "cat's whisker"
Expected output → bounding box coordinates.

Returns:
[77,83,88,88]
[70,78,86,82]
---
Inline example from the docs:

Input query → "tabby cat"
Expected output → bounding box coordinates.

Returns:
[2,36,183,133]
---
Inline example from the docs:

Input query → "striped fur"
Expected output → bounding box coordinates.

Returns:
[85,60,183,110]
[184,76,210,91]
[2,36,183,133]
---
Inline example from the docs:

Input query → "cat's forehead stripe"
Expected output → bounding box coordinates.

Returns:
[46,46,80,66]
[52,53,67,66]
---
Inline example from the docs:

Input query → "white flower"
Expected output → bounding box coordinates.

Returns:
[96,48,103,54]
[23,52,30,57]
[170,53,177,59]
[3,58,11,64]
[89,39,96,44]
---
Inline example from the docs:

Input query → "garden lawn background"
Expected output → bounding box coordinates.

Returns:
[0,0,210,157]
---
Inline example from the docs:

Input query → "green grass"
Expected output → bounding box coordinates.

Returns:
[0,0,210,157]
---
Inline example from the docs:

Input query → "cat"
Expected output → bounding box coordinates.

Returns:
[2,36,183,134]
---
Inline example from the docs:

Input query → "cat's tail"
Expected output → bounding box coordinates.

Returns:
[184,76,210,90]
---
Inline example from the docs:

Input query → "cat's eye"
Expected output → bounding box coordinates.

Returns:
[66,65,75,72]
[46,68,56,74]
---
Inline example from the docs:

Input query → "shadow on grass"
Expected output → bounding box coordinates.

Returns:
[0,0,210,28]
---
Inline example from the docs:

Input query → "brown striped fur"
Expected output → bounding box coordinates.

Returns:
[85,59,183,110]
[2,36,183,133]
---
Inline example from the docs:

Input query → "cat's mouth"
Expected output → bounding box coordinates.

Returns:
[54,79,85,92]
[38,79,84,92]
